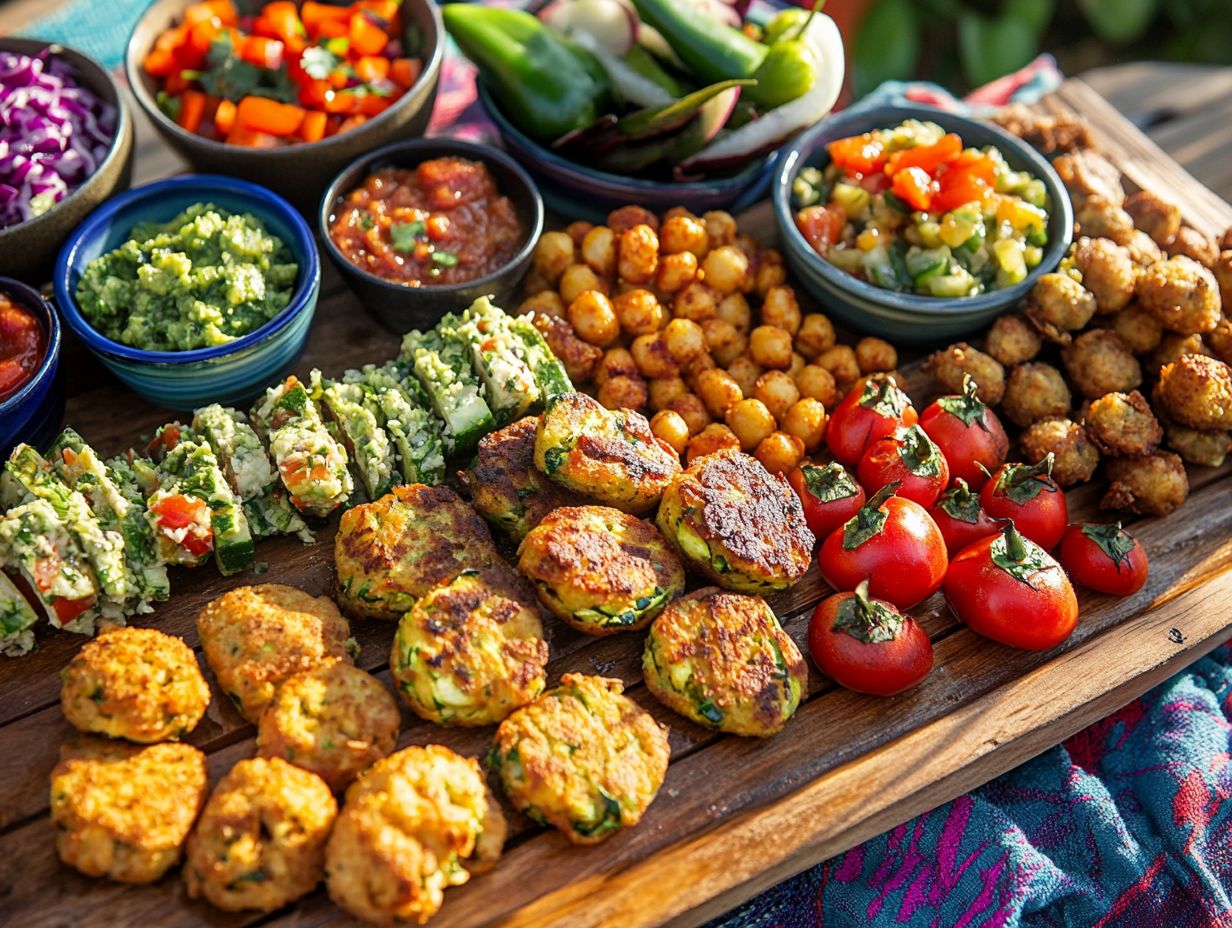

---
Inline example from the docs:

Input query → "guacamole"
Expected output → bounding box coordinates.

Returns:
[75,204,299,352]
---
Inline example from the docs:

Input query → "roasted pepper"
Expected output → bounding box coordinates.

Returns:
[442,4,613,142]
[629,0,767,84]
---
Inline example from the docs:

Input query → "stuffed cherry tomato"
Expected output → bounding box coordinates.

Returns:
[825,373,918,466]
[787,462,866,541]
[857,424,949,509]
[1059,522,1149,596]
[929,478,1001,557]
[808,580,933,696]
[918,375,1009,490]
[980,454,1068,550]
[819,483,948,609]
[944,522,1078,650]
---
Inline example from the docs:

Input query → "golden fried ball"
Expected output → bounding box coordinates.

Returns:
[1072,236,1137,314]
[51,739,207,883]
[1125,190,1182,246]
[1110,302,1165,354]
[687,423,743,463]
[490,674,669,844]
[257,662,401,792]
[1158,353,1232,430]
[650,409,690,455]
[1026,273,1098,343]
[1148,332,1208,374]
[185,758,336,912]
[60,626,209,743]
[1213,253,1232,314]
[1138,256,1221,334]
[1019,417,1099,488]
[643,589,807,736]
[1124,228,1165,268]
[726,397,777,451]
[1083,390,1162,457]
[1166,423,1231,467]
[1102,451,1189,516]
[986,313,1043,366]
[782,398,828,451]
[1076,195,1135,245]
[1061,329,1143,399]
[855,337,897,374]
[924,343,1006,405]
[1002,362,1072,428]
[754,431,805,474]
[1166,226,1219,268]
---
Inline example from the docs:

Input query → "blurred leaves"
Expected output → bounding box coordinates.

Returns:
[853,0,920,99]
[956,11,1037,86]
[1077,0,1156,44]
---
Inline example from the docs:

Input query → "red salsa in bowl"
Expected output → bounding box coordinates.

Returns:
[0,292,46,401]
[328,156,524,287]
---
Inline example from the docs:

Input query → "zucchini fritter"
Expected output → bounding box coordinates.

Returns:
[1019,417,1099,488]
[1157,354,1232,431]
[1101,451,1189,516]
[1083,390,1162,457]
[1138,256,1221,335]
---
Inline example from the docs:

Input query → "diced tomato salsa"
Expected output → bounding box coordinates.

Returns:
[0,293,46,402]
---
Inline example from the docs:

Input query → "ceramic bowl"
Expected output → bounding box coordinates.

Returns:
[0,39,134,282]
[320,137,544,332]
[772,103,1074,343]
[125,0,443,211]
[479,82,773,222]
[54,174,320,412]
[0,276,63,458]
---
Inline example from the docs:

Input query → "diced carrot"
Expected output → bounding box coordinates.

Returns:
[389,57,420,88]
[214,98,237,135]
[187,18,219,57]
[298,110,328,142]
[227,125,282,148]
[163,70,190,94]
[328,67,350,90]
[355,55,389,83]
[316,17,349,38]
[262,1,305,42]
[301,1,351,37]
[143,47,177,77]
[355,94,390,117]
[337,114,368,133]
[349,10,388,56]
[240,35,285,70]
[298,78,330,109]
[323,90,357,114]
[206,0,239,26]
[177,90,207,134]
[183,2,221,25]
[236,95,305,136]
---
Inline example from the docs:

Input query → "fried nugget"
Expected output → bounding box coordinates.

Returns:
[1166,226,1219,268]
[1158,354,1232,430]
[1138,256,1221,334]
[1212,251,1232,311]
[1077,195,1135,245]
[1083,391,1162,457]
[1072,237,1137,314]
[1052,150,1124,205]
[1102,452,1189,516]
[1002,362,1072,428]
[985,314,1042,367]
[1123,229,1165,268]
[1166,423,1232,468]
[1125,190,1182,246]
[1147,332,1209,374]
[1062,329,1142,399]
[1205,314,1232,366]
[923,343,1005,404]
[1026,273,1097,344]
[1110,302,1164,355]
[1019,417,1099,487]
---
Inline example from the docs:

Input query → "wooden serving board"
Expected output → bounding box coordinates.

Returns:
[3,78,1232,928]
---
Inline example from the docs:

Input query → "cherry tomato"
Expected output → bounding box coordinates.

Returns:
[825,373,918,467]
[787,461,866,541]
[918,376,1009,490]
[857,424,949,509]
[929,478,1001,557]
[819,483,948,610]
[944,523,1079,650]
[1059,522,1149,597]
[52,596,95,626]
[980,454,1068,550]
[808,580,933,696]
[795,204,847,253]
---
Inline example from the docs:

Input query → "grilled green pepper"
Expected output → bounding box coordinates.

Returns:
[629,0,767,84]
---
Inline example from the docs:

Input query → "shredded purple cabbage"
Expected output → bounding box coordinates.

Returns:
[0,48,117,230]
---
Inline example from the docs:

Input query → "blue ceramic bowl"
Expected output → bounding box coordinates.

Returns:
[0,277,63,458]
[772,104,1074,343]
[479,82,773,221]
[54,175,320,411]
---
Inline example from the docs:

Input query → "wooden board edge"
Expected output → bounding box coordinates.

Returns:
[491,567,1232,928]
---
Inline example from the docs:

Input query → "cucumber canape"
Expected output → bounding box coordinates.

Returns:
[0,570,39,656]
[0,498,101,634]
[344,363,447,487]
[452,297,540,426]
[309,371,398,501]
[158,439,255,576]
[508,314,574,400]
[400,326,495,457]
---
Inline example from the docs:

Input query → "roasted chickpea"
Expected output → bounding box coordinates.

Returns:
[726,398,776,451]
[754,249,787,296]
[695,368,744,418]
[716,293,752,334]
[749,325,794,370]
[650,410,689,456]
[568,290,620,347]
[518,290,566,320]
[648,376,690,412]
[795,364,839,408]
[702,210,738,248]
[598,374,649,411]
[782,398,827,451]
[985,313,1042,366]
[609,206,659,235]
[701,318,744,367]
[855,337,897,374]
[618,224,660,284]
[760,286,802,335]
[795,313,837,359]
[667,393,712,436]
[564,220,593,246]
[581,226,618,278]
[673,280,719,322]
[660,215,710,258]
[521,269,551,298]
[630,333,680,380]
[682,351,716,385]
[786,351,806,379]
[816,345,861,389]
[701,245,750,295]
[753,370,801,420]
[655,251,698,294]
[595,347,638,386]
[663,206,696,222]
[532,231,575,284]
[613,289,665,336]
[687,423,741,463]
[726,357,763,397]
[1111,302,1165,354]
[664,317,706,363]
[755,431,805,474]
[559,263,609,305]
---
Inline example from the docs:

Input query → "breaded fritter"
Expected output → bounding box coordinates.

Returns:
[335,484,503,620]
[1076,195,1135,245]
[1052,149,1124,205]
[50,739,207,883]
[1166,423,1232,468]
[459,417,585,542]
[518,506,684,635]
[257,661,401,792]
[1207,312,1232,365]
[531,313,602,384]
[60,626,209,743]
[391,569,548,724]
[535,392,681,514]
[1002,362,1072,428]
[1212,252,1232,316]
[1125,190,1182,246]
[1138,256,1221,334]
[1083,391,1162,457]
[1026,273,1097,344]
[1166,226,1218,268]
[1110,302,1164,354]
[489,674,669,845]
[1072,237,1136,314]
[657,449,814,593]
[923,343,1004,405]
[1019,417,1099,488]
[1061,329,1142,399]
[1123,229,1165,268]
[1148,332,1208,374]
[1102,452,1189,516]
[643,588,807,737]
[198,584,357,722]
[1158,354,1232,430]
[185,757,337,912]
[985,313,1042,367]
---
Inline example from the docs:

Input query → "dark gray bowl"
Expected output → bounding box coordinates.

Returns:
[125,0,443,212]
[320,137,544,332]
[0,38,133,282]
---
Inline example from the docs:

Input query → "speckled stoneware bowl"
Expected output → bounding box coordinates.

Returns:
[321,137,544,332]
[0,276,63,458]
[479,82,774,222]
[54,174,320,412]
[773,103,1074,343]
[0,39,134,282]
[125,0,443,212]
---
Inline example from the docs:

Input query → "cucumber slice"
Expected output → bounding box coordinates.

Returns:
[310,372,397,501]
[905,246,951,282]
[159,439,254,576]
[402,327,495,457]
[0,570,39,656]
[454,297,540,426]
[509,315,574,401]
[345,363,448,486]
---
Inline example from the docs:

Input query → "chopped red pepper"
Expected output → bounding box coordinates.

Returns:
[891,167,937,212]
[827,133,887,175]
[884,132,963,177]
[795,205,847,253]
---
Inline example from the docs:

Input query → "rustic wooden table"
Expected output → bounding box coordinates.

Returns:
[2,24,1232,925]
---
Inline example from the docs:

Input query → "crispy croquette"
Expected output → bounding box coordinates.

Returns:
[1026,273,1097,343]
[1019,417,1099,488]
[1001,362,1072,428]
[1138,256,1222,335]
[1072,237,1137,314]
[1158,354,1232,430]
[923,343,1005,405]
[1102,452,1189,516]
[1083,391,1163,457]
[1061,329,1142,399]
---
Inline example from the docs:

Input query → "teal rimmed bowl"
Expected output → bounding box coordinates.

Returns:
[53,174,320,411]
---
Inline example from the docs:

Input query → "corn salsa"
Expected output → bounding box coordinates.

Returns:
[328,157,524,287]
[793,120,1051,298]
